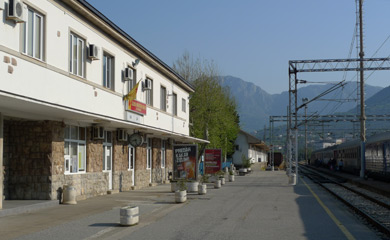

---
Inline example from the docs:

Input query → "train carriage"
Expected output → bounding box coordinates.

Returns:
[310,131,390,181]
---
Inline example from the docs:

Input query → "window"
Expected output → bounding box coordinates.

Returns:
[69,33,85,77]
[22,7,43,60]
[64,125,86,174]
[160,86,166,111]
[127,68,136,92]
[172,93,177,116]
[146,138,152,169]
[103,53,114,89]
[182,98,186,113]
[161,140,166,168]
[145,78,153,106]
[128,145,135,170]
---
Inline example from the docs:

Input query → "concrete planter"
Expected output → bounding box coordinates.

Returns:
[248,168,252,173]
[220,177,225,185]
[186,181,199,192]
[175,190,187,203]
[120,206,139,226]
[214,179,221,189]
[239,168,248,176]
[229,175,235,182]
[198,184,207,195]
[171,182,177,192]
[62,185,77,205]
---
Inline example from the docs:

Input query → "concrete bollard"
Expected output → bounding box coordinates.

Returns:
[171,182,177,192]
[62,185,77,205]
[288,174,297,185]
[175,190,187,203]
[214,179,221,189]
[186,181,199,192]
[120,206,139,226]
[220,177,226,185]
[198,184,207,195]
[229,175,235,182]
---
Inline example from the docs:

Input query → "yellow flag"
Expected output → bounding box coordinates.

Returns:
[123,81,141,102]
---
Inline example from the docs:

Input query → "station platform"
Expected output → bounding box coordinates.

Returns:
[0,167,385,240]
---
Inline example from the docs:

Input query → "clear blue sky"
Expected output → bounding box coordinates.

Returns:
[87,0,390,94]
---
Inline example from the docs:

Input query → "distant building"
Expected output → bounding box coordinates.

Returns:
[0,0,207,208]
[232,130,268,167]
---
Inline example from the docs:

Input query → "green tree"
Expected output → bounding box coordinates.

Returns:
[173,52,240,159]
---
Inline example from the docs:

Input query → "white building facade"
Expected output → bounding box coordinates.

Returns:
[0,0,206,208]
[232,130,268,167]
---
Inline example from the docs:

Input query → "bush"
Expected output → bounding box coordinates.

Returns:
[242,155,252,168]
[177,179,187,191]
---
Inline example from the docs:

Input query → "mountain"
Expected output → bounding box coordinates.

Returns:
[219,76,383,134]
[219,76,273,132]
[347,85,390,115]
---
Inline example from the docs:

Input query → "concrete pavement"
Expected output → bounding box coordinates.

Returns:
[0,165,383,240]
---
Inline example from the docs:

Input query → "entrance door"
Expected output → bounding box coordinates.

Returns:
[103,131,113,190]
[129,145,135,186]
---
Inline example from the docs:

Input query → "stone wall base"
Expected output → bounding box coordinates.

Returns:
[51,172,109,201]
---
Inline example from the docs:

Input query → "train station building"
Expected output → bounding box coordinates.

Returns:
[0,0,207,208]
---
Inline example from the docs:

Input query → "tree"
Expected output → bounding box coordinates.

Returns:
[173,51,240,160]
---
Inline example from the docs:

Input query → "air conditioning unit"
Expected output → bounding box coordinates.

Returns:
[88,44,100,60]
[143,79,152,91]
[7,0,27,23]
[117,129,128,142]
[124,68,134,81]
[93,126,104,140]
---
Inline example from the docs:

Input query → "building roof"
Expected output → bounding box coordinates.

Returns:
[239,129,262,144]
[64,0,194,92]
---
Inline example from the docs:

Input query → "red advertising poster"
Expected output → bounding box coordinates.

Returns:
[205,149,222,174]
[173,145,198,180]
[127,100,146,115]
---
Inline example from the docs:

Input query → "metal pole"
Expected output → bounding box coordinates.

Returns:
[286,106,290,174]
[305,104,308,165]
[272,119,275,171]
[269,117,272,169]
[294,72,299,183]
[359,0,366,179]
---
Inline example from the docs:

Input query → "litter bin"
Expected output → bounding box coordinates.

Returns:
[63,185,77,204]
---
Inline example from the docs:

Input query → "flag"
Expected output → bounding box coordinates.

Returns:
[123,81,141,102]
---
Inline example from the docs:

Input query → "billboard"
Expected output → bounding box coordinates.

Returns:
[173,144,198,180]
[204,149,222,174]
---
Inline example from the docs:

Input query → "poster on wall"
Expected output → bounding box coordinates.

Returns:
[173,144,198,181]
[204,149,222,175]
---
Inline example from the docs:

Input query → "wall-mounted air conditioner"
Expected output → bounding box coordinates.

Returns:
[143,79,152,91]
[7,0,27,23]
[88,44,100,60]
[124,68,133,81]
[93,126,104,140]
[117,129,128,142]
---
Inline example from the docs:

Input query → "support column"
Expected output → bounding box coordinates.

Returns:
[0,113,3,209]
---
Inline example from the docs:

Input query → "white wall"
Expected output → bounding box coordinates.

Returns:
[0,0,190,135]
[232,133,249,166]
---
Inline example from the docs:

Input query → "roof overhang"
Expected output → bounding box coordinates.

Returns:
[0,91,209,144]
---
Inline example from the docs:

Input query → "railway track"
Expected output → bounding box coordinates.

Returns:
[300,165,390,237]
